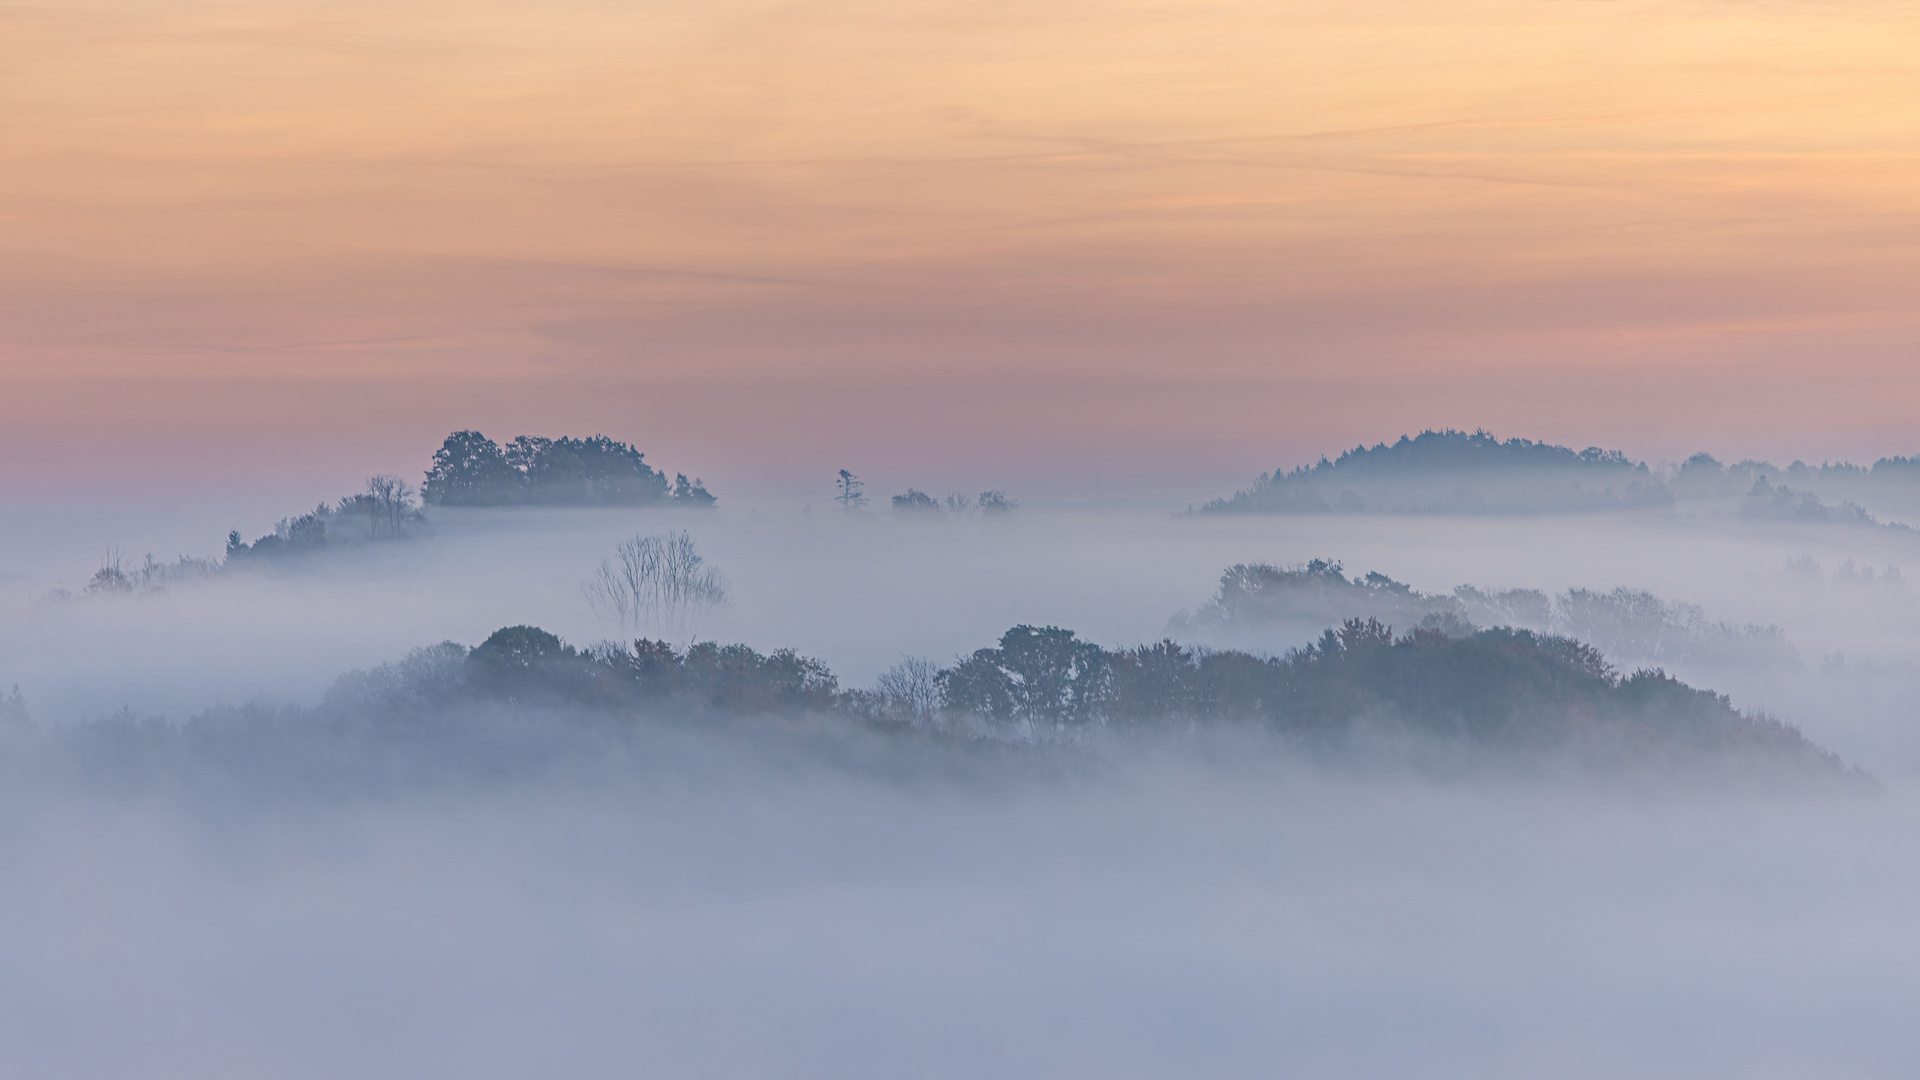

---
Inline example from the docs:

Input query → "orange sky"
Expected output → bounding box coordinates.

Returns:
[4,0,1920,493]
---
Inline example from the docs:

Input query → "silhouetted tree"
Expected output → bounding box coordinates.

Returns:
[836,470,867,514]
[673,473,717,507]
[891,489,940,514]
[940,625,1108,739]
[424,431,522,505]
[465,625,593,700]
[423,430,685,507]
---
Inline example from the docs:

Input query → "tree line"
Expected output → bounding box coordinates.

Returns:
[1204,428,1920,523]
[1170,559,1797,671]
[832,469,1016,516]
[425,431,714,508]
[3,618,1855,787]
[300,618,1854,772]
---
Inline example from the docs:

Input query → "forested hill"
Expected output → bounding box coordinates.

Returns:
[11,620,1857,790]
[424,431,716,508]
[1204,429,1920,521]
[1204,430,1664,514]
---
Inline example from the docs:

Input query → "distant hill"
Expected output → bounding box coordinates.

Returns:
[11,619,1858,789]
[1205,429,1920,523]
[1204,430,1666,514]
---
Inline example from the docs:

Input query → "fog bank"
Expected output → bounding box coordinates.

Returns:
[1,745,1913,1079]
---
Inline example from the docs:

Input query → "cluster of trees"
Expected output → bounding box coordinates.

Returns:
[1678,452,1920,522]
[1203,430,1920,525]
[859,621,1833,769]
[1740,474,1887,529]
[328,618,1839,772]
[225,474,429,564]
[52,473,428,598]
[424,431,714,508]
[3,618,1852,784]
[1169,560,1795,672]
[583,531,731,640]
[831,471,1016,517]
[51,551,222,601]
[890,489,1016,516]
[327,626,838,718]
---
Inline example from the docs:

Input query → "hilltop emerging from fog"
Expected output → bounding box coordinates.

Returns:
[1205,429,1920,524]
[7,614,1856,795]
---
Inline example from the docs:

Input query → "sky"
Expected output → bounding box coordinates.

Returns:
[4,0,1920,498]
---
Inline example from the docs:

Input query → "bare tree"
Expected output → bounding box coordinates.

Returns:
[85,549,134,595]
[363,474,418,541]
[584,530,731,640]
[874,656,944,728]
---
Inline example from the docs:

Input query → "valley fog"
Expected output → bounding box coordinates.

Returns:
[4,497,1919,774]
[2,750,1915,1079]
[4,486,1920,1078]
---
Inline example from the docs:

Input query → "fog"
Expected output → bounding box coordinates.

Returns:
[6,496,1919,766]
[4,485,1920,1076]
[4,747,1918,1078]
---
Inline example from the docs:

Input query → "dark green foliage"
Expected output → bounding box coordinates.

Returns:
[466,626,598,701]
[424,430,523,505]
[1106,641,1200,726]
[307,621,1850,775]
[510,435,669,505]
[673,473,717,507]
[34,620,1848,789]
[677,642,839,714]
[323,630,837,720]
[940,625,1110,736]
[225,510,331,563]
[423,431,701,507]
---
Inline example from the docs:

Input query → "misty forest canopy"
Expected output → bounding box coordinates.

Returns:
[424,431,716,508]
[10,614,1855,789]
[1205,429,1920,524]
[1170,559,1799,673]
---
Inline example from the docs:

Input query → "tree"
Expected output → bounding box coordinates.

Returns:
[518,435,669,505]
[423,431,521,505]
[1107,641,1199,726]
[85,550,135,595]
[361,474,417,540]
[673,473,717,508]
[891,489,940,514]
[465,625,592,700]
[836,470,867,513]
[874,656,944,726]
[939,625,1108,739]
[423,430,701,507]
[583,531,731,640]
[978,490,1017,514]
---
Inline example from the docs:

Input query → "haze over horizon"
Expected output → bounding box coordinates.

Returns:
[6,0,1920,494]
